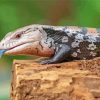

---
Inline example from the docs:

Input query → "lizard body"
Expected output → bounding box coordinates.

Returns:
[0,24,100,64]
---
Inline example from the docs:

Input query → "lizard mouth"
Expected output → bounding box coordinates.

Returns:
[4,42,30,55]
[7,42,29,50]
[0,43,26,57]
[4,41,36,55]
[2,39,37,51]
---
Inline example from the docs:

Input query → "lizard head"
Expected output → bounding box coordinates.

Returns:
[0,25,46,57]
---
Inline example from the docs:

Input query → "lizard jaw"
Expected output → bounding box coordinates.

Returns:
[0,42,32,57]
[4,40,55,57]
[4,42,35,55]
[2,40,40,55]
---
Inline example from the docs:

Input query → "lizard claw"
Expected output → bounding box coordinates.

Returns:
[40,59,55,64]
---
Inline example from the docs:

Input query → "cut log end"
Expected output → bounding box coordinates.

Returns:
[10,57,100,100]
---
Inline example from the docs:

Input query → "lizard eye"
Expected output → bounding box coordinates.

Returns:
[15,34,21,39]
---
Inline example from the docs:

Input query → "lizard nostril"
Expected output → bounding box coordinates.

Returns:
[2,43,4,46]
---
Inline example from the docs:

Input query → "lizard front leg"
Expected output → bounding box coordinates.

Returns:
[40,44,71,64]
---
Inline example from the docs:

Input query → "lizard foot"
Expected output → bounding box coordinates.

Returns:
[40,44,71,64]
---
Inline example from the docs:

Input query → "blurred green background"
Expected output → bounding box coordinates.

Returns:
[0,0,100,99]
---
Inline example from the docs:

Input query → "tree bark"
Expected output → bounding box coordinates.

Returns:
[10,57,100,100]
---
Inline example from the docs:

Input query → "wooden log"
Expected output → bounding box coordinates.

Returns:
[10,57,100,100]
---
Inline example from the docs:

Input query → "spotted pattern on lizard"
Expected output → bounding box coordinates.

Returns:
[0,25,99,64]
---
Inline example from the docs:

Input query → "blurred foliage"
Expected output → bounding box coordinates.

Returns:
[0,0,100,99]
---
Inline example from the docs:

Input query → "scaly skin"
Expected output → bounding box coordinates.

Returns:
[0,24,100,64]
